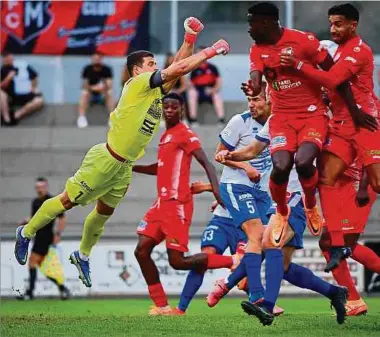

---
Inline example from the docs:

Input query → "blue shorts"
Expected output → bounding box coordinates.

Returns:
[200,215,247,255]
[267,192,306,249]
[220,183,272,227]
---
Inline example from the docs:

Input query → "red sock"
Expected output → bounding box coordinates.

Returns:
[207,254,233,269]
[269,178,289,216]
[318,183,345,246]
[322,251,360,301]
[299,169,318,209]
[148,283,168,307]
[352,244,380,273]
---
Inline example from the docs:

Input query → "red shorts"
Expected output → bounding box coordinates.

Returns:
[269,114,328,154]
[324,120,380,167]
[137,198,193,252]
[324,176,377,234]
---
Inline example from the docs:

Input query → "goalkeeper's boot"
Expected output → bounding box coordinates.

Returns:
[69,251,92,287]
[330,285,348,324]
[241,298,275,326]
[206,278,229,307]
[324,247,352,272]
[346,298,368,316]
[14,226,30,265]
[60,286,71,300]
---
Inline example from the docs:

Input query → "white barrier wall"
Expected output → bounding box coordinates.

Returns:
[1,239,364,297]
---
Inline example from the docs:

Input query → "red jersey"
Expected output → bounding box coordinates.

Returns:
[250,28,329,116]
[156,122,201,202]
[328,36,378,121]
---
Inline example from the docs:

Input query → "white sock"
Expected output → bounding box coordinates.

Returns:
[79,251,89,261]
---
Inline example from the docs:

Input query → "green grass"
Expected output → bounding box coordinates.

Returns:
[1,297,380,337]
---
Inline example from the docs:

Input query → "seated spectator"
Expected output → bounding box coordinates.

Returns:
[1,52,44,126]
[164,52,189,122]
[188,47,225,126]
[77,52,114,128]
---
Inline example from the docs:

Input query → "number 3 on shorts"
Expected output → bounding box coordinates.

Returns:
[246,200,255,214]
[74,191,84,202]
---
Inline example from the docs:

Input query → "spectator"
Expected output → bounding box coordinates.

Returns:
[1,52,44,126]
[164,52,189,122]
[188,47,225,126]
[77,52,114,128]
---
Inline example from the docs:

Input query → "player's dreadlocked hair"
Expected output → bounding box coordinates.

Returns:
[247,2,279,21]
[328,3,359,22]
[126,50,154,76]
[162,92,184,105]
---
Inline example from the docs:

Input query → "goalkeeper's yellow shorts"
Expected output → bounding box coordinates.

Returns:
[65,143,132,208]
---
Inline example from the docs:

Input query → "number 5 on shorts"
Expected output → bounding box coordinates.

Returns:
[246,200,255,214]
[74,191,83,202]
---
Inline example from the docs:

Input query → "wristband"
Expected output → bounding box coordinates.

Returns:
[184,32,197,44]
[203,47,216,59]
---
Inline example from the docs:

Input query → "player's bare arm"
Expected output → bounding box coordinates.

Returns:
[54,214,67,244]
[160,40,230,89]
[192,148,224,207]
[132,163,158,176]
[191,181,213,194]
[214,143,260,182]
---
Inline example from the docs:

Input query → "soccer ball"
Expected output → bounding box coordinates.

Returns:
[320,40,338,57]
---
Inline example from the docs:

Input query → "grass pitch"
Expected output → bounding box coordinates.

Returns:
[1,297,380,337]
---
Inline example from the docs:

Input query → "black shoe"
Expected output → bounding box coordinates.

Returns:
[16,289,34,300]
[330,286,348,324]
[60,287,71,300]
[324,247,352,272]
[241,300,275,326]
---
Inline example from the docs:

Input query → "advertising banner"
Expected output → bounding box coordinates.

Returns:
[1,0,149,55]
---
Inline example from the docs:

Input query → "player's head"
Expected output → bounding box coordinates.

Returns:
[328,3,359,44]
[92,51,104,65]
[247,82,270,119]
[162,93,184,127]
[35,177,48,198]
[247,2,280,43]
[126,50,157,77]
[2,51,13,65]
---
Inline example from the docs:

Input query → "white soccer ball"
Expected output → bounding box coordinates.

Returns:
[320,40,338,57]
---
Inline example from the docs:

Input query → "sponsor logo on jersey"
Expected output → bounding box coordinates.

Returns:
[281,47,294,56]
[238,193,253,201]
[139,118,156,136]
[271,136,287,149]
[272,79,302,91]
[147,98,162,120]
[307,105,317,112]
[344,56,357,63]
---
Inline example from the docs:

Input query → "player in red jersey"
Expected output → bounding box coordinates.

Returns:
[243,2,338,248]
[319,162,379,316]
[280,3,379,271]
[133,93,239,315]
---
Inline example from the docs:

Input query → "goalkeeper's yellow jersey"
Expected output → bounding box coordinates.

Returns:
[107,71,163,161]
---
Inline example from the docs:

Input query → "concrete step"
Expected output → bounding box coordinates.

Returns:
[10,102,248,127]
[0,125,224,150]
[0,149,223,177]
[0,174,216,199]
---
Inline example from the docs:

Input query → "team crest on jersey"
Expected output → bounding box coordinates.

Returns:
[147,99,162,120]
[1,1,53,45]
[281,47,294,56]
[354,46,360,53]
[163,135,172,143]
